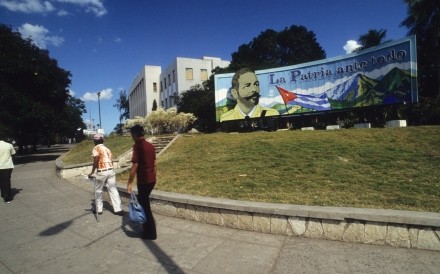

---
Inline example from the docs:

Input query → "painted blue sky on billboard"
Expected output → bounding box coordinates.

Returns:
[215,36,417,121]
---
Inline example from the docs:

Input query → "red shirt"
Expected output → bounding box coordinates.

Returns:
[132,137,156,184]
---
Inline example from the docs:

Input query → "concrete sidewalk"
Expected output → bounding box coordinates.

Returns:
[0,144,439,273]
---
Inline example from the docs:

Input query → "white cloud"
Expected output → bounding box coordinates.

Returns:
[114,37,122,43]
[81,88,113,102]
[18,23,64,49]
[68,89,75,97]
[56,0,107,17]
[57,8,68,16]
[0,0,107,17]
[0,0,55,13]
[343,40,361,54]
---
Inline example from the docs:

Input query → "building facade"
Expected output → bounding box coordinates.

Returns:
[160,56,230,109]
[128,65,161,119]
[128,56,230,119]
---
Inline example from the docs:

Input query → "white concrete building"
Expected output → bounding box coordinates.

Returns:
[128,65,161,118]
[128,57,230,119]
[160,56,230,109]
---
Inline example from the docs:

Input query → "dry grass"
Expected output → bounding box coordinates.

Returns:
[63,135,133,165]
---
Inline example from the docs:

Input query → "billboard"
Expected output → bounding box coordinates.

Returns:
[215,36,417,122]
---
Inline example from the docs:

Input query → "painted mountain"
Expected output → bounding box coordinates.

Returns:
[327,68,412,109]
[374,67,413,104]
[326,74,378,101]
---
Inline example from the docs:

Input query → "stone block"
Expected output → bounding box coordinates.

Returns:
[185,204,198,221]
[287,216,306,236]
[305,219,324,239]
[365,222,387,245]
[176,203,194,220]
[220,209,239,229]
[270,215,288,235]
[195,206,210,224]
[152,201,177,217]
[413,228,440,251]
[342,221,365,243]
[326,125,340,130]
[236,211,253,230]
[322,219,345,241]
[386,120,407,128]
[62,166,90,178]
[301,127,314,131]
[354,123,371,129]
[386,224,410,248]
[253,213,271,233]
[409,227,418,246]
[206,207,224,226]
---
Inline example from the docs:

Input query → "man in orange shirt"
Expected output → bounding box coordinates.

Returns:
[88,134,123,216]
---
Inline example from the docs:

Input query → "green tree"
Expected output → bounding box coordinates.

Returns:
[229,25,326,71]
[152,99,158,111]
[401,0,440,97]
[112,89,129,134]
[113,89,129,121]
[57,95,87,142]
[177,84,217,132]
[0,24,80,151]
[354,28,389,52]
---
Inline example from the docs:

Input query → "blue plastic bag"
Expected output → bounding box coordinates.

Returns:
[128,192,146,224]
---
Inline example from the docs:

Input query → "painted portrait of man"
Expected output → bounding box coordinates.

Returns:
[220,68,279,122]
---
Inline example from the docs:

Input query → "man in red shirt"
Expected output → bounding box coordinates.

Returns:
[127,125,157,240]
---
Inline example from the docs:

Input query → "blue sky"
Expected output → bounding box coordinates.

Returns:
[0,0,409,134]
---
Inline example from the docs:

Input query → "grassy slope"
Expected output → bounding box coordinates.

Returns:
[64,127,440,212]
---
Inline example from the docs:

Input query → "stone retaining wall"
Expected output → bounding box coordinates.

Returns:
[144,191,440,251]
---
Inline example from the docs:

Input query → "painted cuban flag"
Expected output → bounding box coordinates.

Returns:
[276,86,331,111]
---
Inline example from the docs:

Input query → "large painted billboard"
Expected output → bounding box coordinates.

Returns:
[215,36,417,122]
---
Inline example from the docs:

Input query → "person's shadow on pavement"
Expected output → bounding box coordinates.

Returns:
[11,188,22,200]
[120,209,185,273]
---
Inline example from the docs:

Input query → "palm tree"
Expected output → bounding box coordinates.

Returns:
[400,0,440,97]
[354,29,389,52]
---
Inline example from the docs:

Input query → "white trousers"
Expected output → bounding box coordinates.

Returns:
[94,170,122,213]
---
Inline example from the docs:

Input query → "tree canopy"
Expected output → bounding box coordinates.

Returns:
[400,0,440,97]
[354,29,389,52]
[229,25,326,71]
[0,24,85,150]
[177,83,216,132]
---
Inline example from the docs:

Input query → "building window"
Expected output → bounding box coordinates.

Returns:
[160,81,163,92]
[153,82,157,92]
[172,70,176,83]
[200,69,208,81]
[185,68,193,80]
[168,74,171,86]
[164,78,167,89]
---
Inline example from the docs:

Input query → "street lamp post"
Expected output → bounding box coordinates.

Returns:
[97,92,102,131]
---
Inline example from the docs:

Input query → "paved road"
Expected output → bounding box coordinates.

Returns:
[0,144,439,274]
